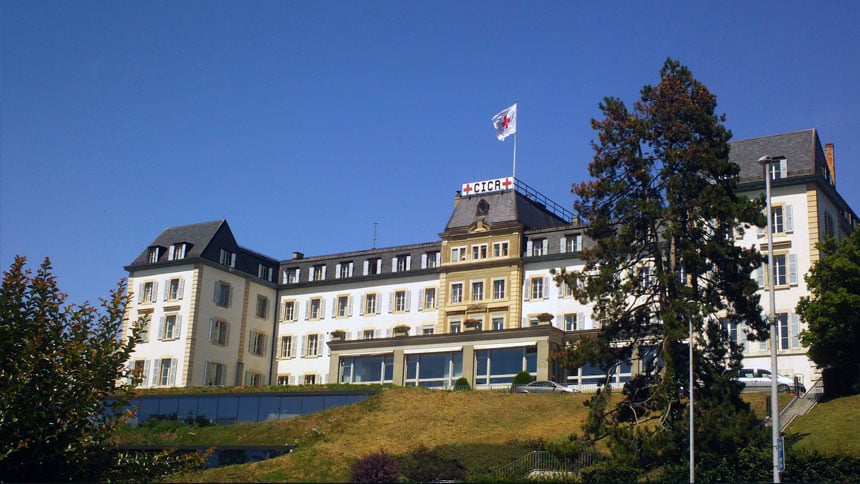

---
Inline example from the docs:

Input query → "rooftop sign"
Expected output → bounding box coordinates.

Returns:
[461,177,514,196]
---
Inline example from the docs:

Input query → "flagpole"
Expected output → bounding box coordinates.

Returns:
[512,131,518,181]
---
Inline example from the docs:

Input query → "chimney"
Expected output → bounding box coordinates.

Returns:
[292,251,304,260]
[825,143,836,186]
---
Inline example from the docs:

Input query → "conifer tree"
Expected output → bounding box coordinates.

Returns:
[554,59,770,477]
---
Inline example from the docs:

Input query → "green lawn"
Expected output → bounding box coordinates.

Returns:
[787,393,860,455]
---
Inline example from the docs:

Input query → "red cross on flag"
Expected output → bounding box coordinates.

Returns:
[492,103,517,141]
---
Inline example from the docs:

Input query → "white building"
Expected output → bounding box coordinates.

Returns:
[121,129,856,390]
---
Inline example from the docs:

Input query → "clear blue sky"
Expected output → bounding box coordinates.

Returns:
[2,1,859,306]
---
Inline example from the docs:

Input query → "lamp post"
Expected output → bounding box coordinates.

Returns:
[758,155,784,483]
[688,299,696,483]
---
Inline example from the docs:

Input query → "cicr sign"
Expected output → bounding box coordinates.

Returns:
[461,177,514,196]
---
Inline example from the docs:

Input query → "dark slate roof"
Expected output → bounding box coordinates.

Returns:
[444,190,568,232]
[729,129,829,182]
[128,220,227,267]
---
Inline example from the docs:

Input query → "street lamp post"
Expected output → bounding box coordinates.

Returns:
[688,299,695,484]
[758,155,784,483]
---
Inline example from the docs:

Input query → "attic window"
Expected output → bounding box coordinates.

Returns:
[148,247,160,263]
[168,243,187,261]
[476,199,490,216]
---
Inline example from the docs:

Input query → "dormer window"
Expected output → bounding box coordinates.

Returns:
[220,249,236,267]
[476,199,490,216]
[148,247,160,263]
[168,243,187,261]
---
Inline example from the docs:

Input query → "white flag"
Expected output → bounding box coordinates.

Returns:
[492,103,517,141]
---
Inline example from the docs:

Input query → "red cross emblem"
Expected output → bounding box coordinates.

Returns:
[463,183,472,194]
[502,178,512,189]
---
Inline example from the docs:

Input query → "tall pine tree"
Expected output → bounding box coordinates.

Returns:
[554,59,770,478]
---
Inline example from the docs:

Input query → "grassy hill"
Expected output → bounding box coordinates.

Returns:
[114,387,858,482]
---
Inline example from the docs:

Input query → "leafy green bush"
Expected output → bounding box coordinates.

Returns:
[579,460,639,483]
[398,445,465,482]
[351,451,400,483]
[512,371,535,386]
[453,377,471,391]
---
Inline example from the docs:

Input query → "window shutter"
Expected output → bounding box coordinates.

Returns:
[347,296,353,316]
[209,319,215,342]
[304,301,310,320]
[779,159,788,178]
[150,360,160,386]
[178,278,185,299]
[168,245,175,260]
[267,267,273,281]
[788,254,798,285]
[168,359,177,386]
[544,276,550,299]
[214,283,220,303]
[248,332,254,353]
[175,315,182,338]
[542,239,548,253]
[388,292,394,313]
[435,252,441,266]
[376,259,382,274]
[359,295,366,316]
[526,240,533,255]
[228,285,233,307]
[418,290,424,311]
[421,253,428,268]
[576,235,583,252]
[331,298,337,318]
[785,205,794,232]
[406,255,411,270]
[363,260,369,275]
[230,253,236,268]
[158,316,165,341]
[163,282,169,301]
[376,294,382,314]
[137,283,143,304]
[405,291,411,311]
[392,257,398,273]
[300,335,307,357]
[151,282,158,302]
[335,263,341,278]
[140,360,150,387]
[790,313,801,348]
[524,279,531,300]
[320,298,326,318]
[225,322,230,346]
[559,237,567,253]
[321,265,327,280]
[555,314,562,329]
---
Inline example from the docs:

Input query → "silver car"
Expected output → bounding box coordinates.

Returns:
[512,381,579,394]
[737,368,805,393]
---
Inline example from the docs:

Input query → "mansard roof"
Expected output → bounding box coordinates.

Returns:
[444,189,569,233]
[729,129,830,183]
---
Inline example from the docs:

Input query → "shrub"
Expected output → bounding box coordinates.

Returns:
[399,445,465,483]
[512,371,535,385]
[351,451,401,483]
[580,460,639,483]
[453,377,471,391]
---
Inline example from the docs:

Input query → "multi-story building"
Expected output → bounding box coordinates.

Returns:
[122,129,856,391]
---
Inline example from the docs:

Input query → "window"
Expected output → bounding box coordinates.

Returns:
[209,319,229,346]
[311,265,326,281]
[245,371,263,387]
[134,319,150,343]
[205,361,226,386]
[282,300,297,321]
[308,298,323,320]
[531,277,545,299]
[305,334,319,357]
[472,281,484,301]
[166,278,183,301]
[304,374,316,385]
[451,246,466,262]
[769,158,788,180]
[493,279,506,299]
[219,249,235,267]
[564,234,583,253]
[451,283,463,303]
[363,329,375,340]
[530,238,546,256]
[564,314,578,331]
[824,211,835,237]
[336,295,350,318]
[422,288,436,310]
[639,266,654,290]
[256,295,269,319]
[450,321,461,333]
[493,241,509,258]
[395,255,409,272]
[472,244,488,260]
[141,281,156,304]
[158,358,176,386]
[148,247,160,263]
[277,375,290,386]
[761,205,793,236]
[258,264,272,281]
[363,293,378,315]
[424,251,439,268]
[423,326,435,335]
[280,335,294,358]
[284,268,300,283]
[161,314,180,340]
[214,281,230,307]
[365,258,381,275]
[338,261,354,279]
[248,330,266,356]
[492,317,505,331]
[132,360,147,385]
[394,290,408,312]
[773,254,788,286]
[476,199,490,216]
[168,243,186,261]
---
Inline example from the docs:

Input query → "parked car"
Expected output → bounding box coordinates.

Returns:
[737,368,805,393]
[512,381,579,394]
